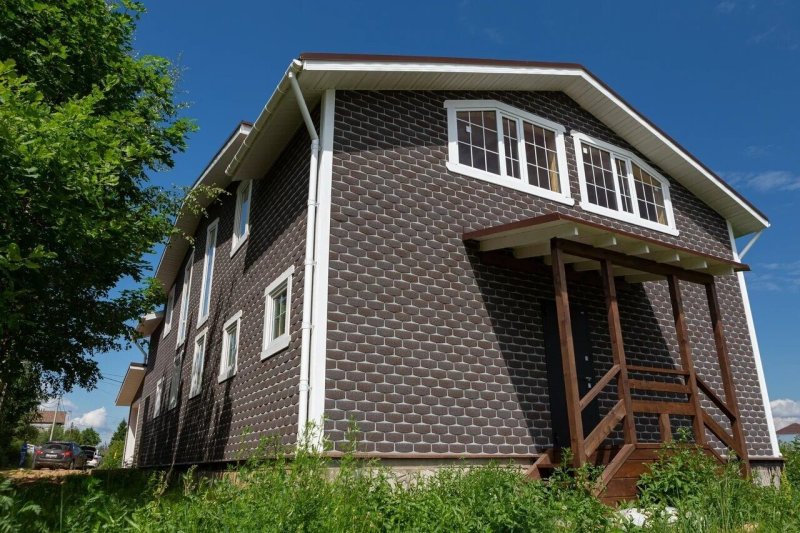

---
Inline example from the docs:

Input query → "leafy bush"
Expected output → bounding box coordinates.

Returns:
[781,436,800,488]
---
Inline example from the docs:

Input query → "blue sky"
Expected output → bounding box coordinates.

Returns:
[56,1,800,443]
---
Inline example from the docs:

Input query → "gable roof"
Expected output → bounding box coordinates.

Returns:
[228,53,768,239]
[777,422,800,435]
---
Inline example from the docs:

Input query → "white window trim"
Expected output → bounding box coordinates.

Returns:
[168,350,183,411]
[262,266,294,360]
[444,99,574,206]
[230,180,253,257]
[572,132,679,236]
[176,252,194,347]
[197,219,219,328]
[219,310,242,383]
[153,377,164,417]
[162,286,175,337]
[188,328,207,399]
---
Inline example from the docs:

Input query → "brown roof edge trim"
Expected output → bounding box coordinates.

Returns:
[463,212,749,271]
[297,52,768,226]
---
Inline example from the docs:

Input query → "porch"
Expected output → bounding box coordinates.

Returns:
[464,213,751,502]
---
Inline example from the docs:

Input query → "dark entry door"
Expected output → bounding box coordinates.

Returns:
[541,300,601,448]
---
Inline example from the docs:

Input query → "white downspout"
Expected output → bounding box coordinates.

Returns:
[289,70,320,445]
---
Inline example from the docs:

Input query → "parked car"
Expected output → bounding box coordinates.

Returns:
[33,442,87,470]
[81,446,101,468]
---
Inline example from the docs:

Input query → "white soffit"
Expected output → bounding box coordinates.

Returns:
[116,363,146,406]
[135,311,164,337]
[229,54,767,238]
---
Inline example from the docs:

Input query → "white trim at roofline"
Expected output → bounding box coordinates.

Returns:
[727,221,780,457]
[307,89,336,435]
[295,57,769,235]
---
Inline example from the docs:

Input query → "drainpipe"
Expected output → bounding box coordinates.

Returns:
[289,70,320,445]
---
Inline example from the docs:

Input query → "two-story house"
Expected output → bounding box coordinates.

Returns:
[116,54,781,499]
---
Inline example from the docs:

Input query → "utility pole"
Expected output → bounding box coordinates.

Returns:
[49,396,61,441]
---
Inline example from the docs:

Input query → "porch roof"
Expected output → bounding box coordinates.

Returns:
[115,363,146,407]
[463,213,749,284]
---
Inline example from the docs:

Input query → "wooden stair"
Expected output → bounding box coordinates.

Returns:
[528,444,724,505]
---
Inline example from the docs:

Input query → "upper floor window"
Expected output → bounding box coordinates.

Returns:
[162,286,175,337]
[231,180,252,256]
[167,351,182,411]
[176,252,193,346]
[444,100,572,205]
[262,266,294,359]
[198,219,219,326]
[573,133,677,235]
[219,310,241,382]
[189,329,207,399]
[153,377,164,417]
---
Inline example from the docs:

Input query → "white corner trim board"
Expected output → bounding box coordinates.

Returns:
[727,222,780,457]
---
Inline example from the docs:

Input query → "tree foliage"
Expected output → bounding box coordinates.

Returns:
[111,420,127,444]
[0,0,193,407]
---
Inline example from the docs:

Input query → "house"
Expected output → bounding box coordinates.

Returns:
[116,53,782,498]
[32,410,67,431]
[777,423,800,444]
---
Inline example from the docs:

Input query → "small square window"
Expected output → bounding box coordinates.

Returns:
[262,266,294,359]
[219,311,242,382]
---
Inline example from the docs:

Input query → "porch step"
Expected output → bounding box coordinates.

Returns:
[529,444,724,506]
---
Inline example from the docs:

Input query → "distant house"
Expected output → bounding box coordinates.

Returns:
[32,410,66,431]
[117,53,783,500]
[777,423,800,443]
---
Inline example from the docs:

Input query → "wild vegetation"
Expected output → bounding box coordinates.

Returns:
[2,433,799,532]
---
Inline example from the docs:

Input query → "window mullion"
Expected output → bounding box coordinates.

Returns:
[610,155,624,213]
[626,157,641,218]
[516,118,529,183]
[496,110,507,177]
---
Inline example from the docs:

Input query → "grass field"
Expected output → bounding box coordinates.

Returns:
[2,437,799,532]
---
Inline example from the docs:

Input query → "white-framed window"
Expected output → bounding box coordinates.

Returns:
[168,350,183,410]
[262,266,294,359]
[219,310,242,382]
[153,377,164,417]
[572,132,678,235]
[444,100,573,205]
[197,219,219,327]
[231,180,252,257]
[189,329,207,399]
[162,286,175,337]
[176,252,193,346]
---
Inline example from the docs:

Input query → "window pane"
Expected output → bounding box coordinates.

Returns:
[455,110,500,174]
[581,143,618,210]
[615,159,634,213]
[523,123,560,192]
[178,260,191,341]
[201,226,217,317]
[226,323,238,371]
[501,117,521,179]
[271,288,287,341]
[191,336,205,394]
[237,184,250,238]
[632,163,667,224]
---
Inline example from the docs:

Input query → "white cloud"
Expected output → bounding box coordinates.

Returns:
[723,170,800,192]
[70,407,108,431]
[750,261,800,292]
[771,398,800,430]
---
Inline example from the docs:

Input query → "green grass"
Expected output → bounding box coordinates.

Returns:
[2,436,799,532]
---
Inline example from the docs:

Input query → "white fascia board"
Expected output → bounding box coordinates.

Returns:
[226,61,302,178]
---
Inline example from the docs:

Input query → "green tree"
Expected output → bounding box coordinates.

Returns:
[80,427,101,446]
[110,420,127,444]
[63,424,82,443]
[0,0,194,442]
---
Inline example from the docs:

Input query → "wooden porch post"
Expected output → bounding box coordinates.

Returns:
[706,281,751,476]
[600,259,637,445]
[550,238,585,466]
[667,275,706,445]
